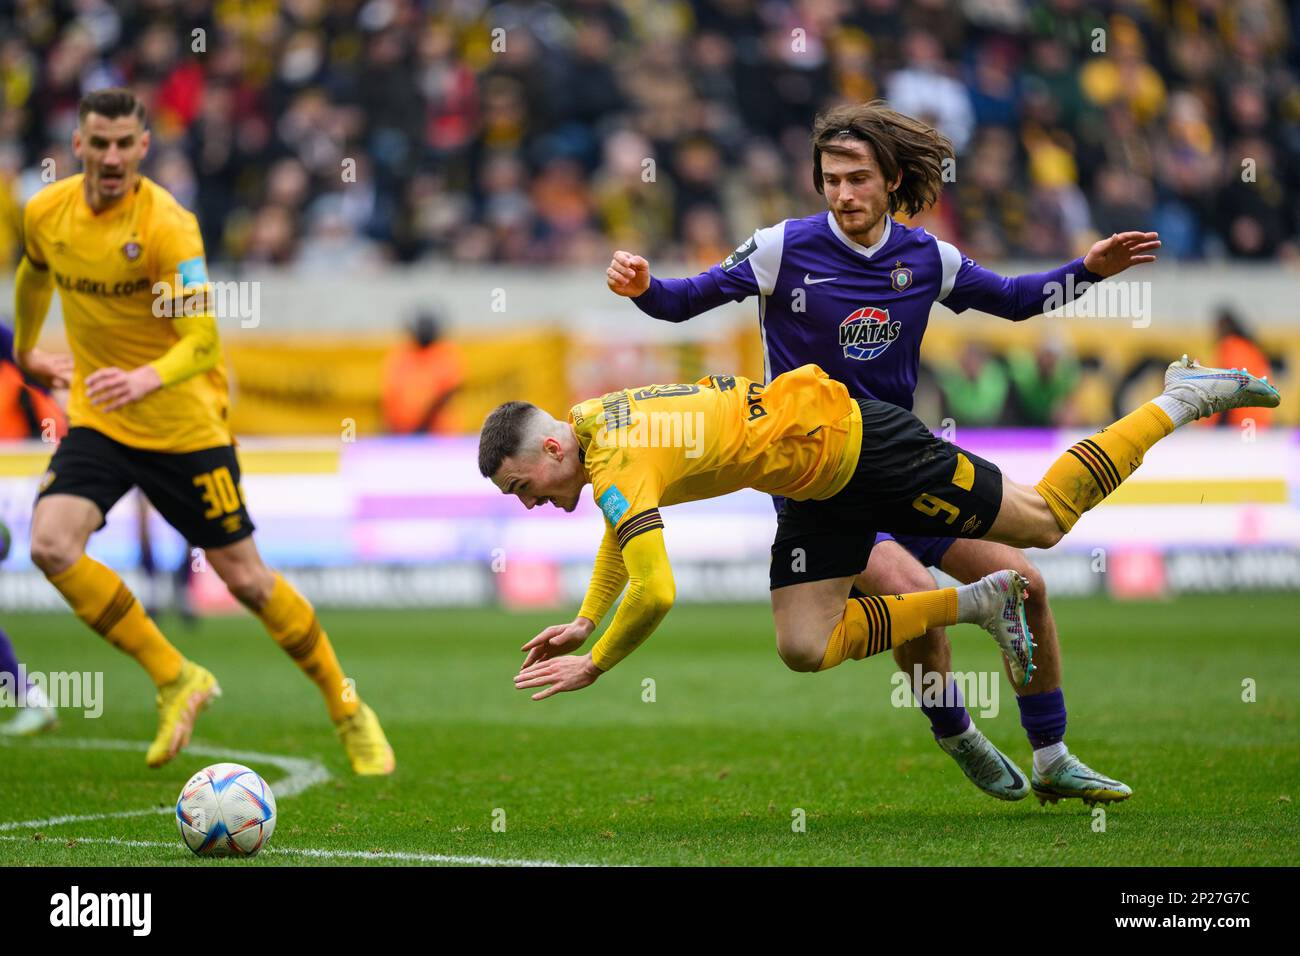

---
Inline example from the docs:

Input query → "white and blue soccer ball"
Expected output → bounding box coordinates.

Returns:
[176,763,277,857]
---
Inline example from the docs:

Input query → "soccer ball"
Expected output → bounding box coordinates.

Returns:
[176,763,277,857]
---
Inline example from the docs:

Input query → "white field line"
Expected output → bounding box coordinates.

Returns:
[0,736,329,833]
[0,736,604,867]
[0,835,589,867]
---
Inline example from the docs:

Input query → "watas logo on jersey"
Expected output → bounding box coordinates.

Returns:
[839,306,901,361]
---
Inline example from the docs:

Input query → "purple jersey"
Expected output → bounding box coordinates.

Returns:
[632,212,1102,410]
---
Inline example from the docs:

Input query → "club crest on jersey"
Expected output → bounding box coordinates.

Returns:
[839,306,901,361]
[122,241,142,261]
[890,262,912,292]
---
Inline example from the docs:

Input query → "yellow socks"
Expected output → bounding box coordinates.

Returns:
[1035,402,1175,533]
[256,574,357,722]
[819,588,958,671]
[48,554,183,686]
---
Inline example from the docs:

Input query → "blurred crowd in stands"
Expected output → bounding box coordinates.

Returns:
[921,306,1275,426]
[2,0,1298,273]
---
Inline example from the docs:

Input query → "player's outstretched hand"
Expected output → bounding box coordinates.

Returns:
[520,617,595,670]
[514,652,601,701]
[85,365,162,412]
[16,348,74,390]
[1083,231,1161,277]
[607,250,651,297]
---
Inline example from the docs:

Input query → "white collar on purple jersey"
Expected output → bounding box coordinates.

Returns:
[826,211,892,259]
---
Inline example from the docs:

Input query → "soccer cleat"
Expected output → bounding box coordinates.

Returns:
[969,570,1036,688]
[937,725,1029,801]
[1032,753,1132,807]
[335,701,396,775]
[146,660,221,768]
[1162,354,1281,418]
[0,705,59,736]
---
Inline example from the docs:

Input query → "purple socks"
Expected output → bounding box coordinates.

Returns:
[918,680,972,740]
[0,627,20,685]
[1017,687,1067,748]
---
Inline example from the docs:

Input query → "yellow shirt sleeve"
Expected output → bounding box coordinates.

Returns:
[577,524,629,626]
[151,205,209,293]
[13,255,53,354]
[14,196,54,353]
[148,206,220,386]
[149,311,220,387]
[589,528,676,672]
[20,195,47,266]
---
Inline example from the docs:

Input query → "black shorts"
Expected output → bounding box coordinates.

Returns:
[36,427,255,549]
[770,400,1002,589]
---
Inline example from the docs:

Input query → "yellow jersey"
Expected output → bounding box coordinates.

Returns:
[23,174,231,452]
[570,364,863,548]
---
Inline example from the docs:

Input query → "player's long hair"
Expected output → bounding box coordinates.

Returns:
[811,101,954,218]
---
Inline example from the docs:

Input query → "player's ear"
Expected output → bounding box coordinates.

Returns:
[72,128,82,159]
[139,128,151,160]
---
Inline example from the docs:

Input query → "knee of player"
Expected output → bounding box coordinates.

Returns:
[29,533,80,576]
[1031,525,1065,550]
[776,636,824,673]
[1020,561,1048,602]
[216,563,274,608]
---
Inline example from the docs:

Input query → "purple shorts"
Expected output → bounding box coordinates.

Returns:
[873,531,956,570]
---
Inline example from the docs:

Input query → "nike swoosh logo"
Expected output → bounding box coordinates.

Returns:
[804,274,837,284]
[997,753,1025,791]
[1070,773,1122,787]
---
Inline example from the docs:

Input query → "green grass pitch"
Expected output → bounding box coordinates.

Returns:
[0,594,1295,866]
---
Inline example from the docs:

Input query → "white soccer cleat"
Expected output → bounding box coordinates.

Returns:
[1032,753,1132,807]
[969,570,1035,688]
[0,705,58,736]
[937,725,1029,801]
[1163,355,1280,419]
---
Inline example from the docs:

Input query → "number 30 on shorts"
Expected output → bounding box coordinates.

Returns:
[193,466,244,519]
[912,492,960,525]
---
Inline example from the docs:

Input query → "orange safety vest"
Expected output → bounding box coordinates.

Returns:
[1201,335,1273,428]
[381,342,465,434]
[0,362,67,440]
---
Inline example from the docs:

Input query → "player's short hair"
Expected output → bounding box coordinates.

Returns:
[478,400,544,477]
[810,100,954,217]
[78,88,148,128]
